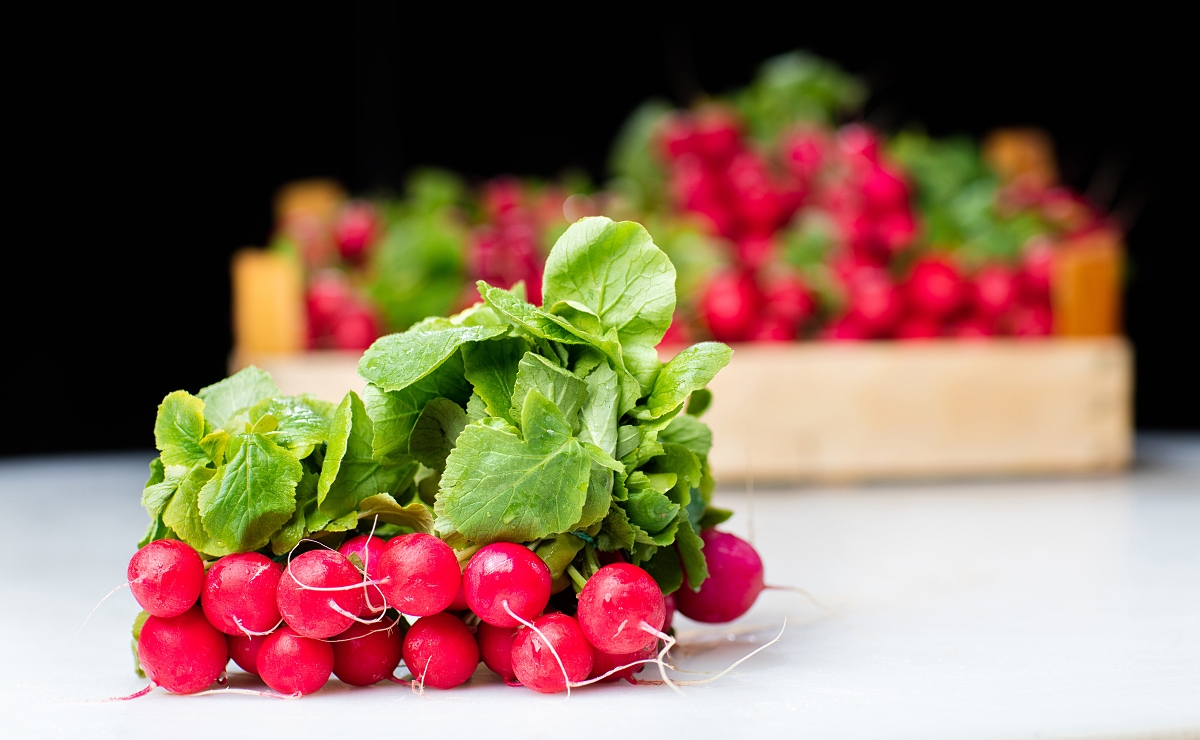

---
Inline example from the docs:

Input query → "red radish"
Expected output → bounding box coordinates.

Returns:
[447,584,469,612]
[128,540,204,618]
[276,550,365,639]
[331,621,404,686]
[511,613,594,694]
[379,533,460,617]
[338,535,387,617]
[257,626,335,696]
[476,622,520,681]
[1018,240,1055,301]
[700,271,761,342]
[734,235,777,270]
[972,265,1017,318]
[663,593,676,630]
[588,640,657,683]
[727,152,786,236]
[333,201,377,262]
[201,552,282,635]
[402,612,479,689]
[659,114,696,159]
[463,542,551,628]
[676,530,764,623]
[576,563,665,654]
[846,269,904,335]
[691,110,741,166]
[838,123,881,163]
[306,271,353,339]
[660,315,692,346]
[762,274,815,325]
[895,315,942,340]
[782,128,826,184]
[822,315,870,341]
[947,314,996,339]
[860,166,910,217]
[138,605,228,694]
[906,257,964,319]
[331,303,380,352]
[751,314,797,342]
[1010,303,1053,337]
[227,633,265,675]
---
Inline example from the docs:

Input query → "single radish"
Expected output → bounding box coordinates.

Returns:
[305,271,353,340]
[762,274,815,326]
[276,550,364,639]
[589,640,657,683]
[128,540,204,618]
[750,314,797,342]
[202,552,282,635]
[463,542,551,628]
[227,633,265,675]
[447,584,469,612]
[338,535,388,616]
[510,613,594,694]
[138,605,228,694]
[331,303,380,352]
[576,563,665,654]
[402,612,479,690]
[846,269,904,335]
[257,626,335,696]
[476,621,520,681]
[379,533,460,617]
[822,314,870,341]
[894,315,942,340]
[331,621,404,686]
[700,271,761,342]
[946,314,996,339]
[676,530,764,623]
[905,257,964,319]
[972,264,1017,318]
[333,201,377,262]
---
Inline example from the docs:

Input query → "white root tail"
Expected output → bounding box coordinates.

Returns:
[503,600,573,697]
[74,582,130,636]
[234,616,283,638]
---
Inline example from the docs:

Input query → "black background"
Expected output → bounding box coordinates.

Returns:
[5,8,1195,456]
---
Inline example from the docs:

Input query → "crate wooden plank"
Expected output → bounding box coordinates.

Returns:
[233,338,1132,483]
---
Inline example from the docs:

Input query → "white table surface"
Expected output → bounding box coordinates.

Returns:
[2,437,1198,740]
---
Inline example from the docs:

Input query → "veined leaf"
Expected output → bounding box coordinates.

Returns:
[164,466,233,557]
[248,396,335,451]
[578,360,619,456]
[154,391,208,468]
[659,414,713,460]
[476,281,587,346]
[408,398,467,471]
[623,487,679,535]
[198,432,301,553]
[358,323,506,393]
[198,366,280,431]
[633,342,731,420]
[596,504,636,552]
[318,391,406,521]
[356,493,434,533]
[643,545,683,594]
[510,352,587,429]
[462,336,527,423]
[675,515,708,590]
[363,352,471,460]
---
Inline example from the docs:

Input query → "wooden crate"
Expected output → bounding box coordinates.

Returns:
[233,337,1132,484]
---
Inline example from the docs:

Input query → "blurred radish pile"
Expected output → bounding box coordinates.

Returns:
[263,50,1118,351]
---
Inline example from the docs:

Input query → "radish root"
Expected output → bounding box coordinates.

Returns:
[74,581,130,636]
[643,618,787,687]
[192,687,299,699]
[233,616,283,638]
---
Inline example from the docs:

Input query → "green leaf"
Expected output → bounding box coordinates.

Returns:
[697,506,734,530]
[466,393,487,423]
[573,465,614,530]
[199,430,229,464]
[643,545,683,595]
[440,389,591,544]
[510,352,588,429]
[476,281,587,346]
[197,366,281,431]
[362,352,472,461]
[596,503,636,551]
[154,391,209,468]
[462,336,528,423]
[675,516,708,591]
[164,465,233,557]
[535,533,588,580]
[358,323,506,393]
[408,398,467,471]
[318,391,405,521]
[649,443,703,506]
[271,468,319,555]
[623,487,679,535]
[248,396,335,451]
[633,342,731,420]
[356,493,434,533]
[542,217,676,392]
[686,388,712,417]
[578,360,619,456]
[145,457,165,488]
[197,433,301,553]
[659,414,713,460]
[142,463,183,517]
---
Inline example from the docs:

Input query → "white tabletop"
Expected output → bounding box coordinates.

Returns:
[2,437,1198,740]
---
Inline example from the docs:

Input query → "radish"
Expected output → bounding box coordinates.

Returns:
[700,270,761,342]
[510,613,594,694]
[257,626,335,696]
[379,533,460,617]
[331,621,404,686]
[137,605,228,694]
[402,612,479,690]
[576,563,665,654]
[1010,302,1053,337]
[333,201,377,262]
[226,633,265,675]
[663,593,675,631]
[127,540,204,618]
[751,314,797,342]
[946,314,996,339]
[762,274,815,326]
[860,166,910,218]
[895,315,942,340]
[734,235,777,271]
[276,550,365,639]
[676,530,764,623]
[838,123,881,164]
[447,584,469,612]
[691,109,741,167]
[846,268,904,336]
[331,303,381,352]
[463,542,551,628]
[305,271,353,343]
[972,264,1017,318]
[1018,240,1055,301]
[905,257,964,319]
[588,640,657,684]
[782,128,826,185]
[476,621,519,681]
[338,535,387,616]
[822,314,870,341]
[202,552,283,636]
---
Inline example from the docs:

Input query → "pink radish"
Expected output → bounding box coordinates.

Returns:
[379,533,460,617]
[676,530,764,623]
[402,612,479,690]
[128,540,204,618]
[700,271,761,342]
[331,621,404,686]
[972,264,1017,318]
[476,622,519,681]
[447,584,469,612]
[894,315,942,340]
[333,201,377,262]
[276,550,365,639]
[588,641,657,684]
[905,257,964,319]
[576,563,665,654]
[202,552,283,635]
[137,605,228,694]
[257,626,335,696]
[463,542,551,628]
[226,633,265,675]
[338,535,387,616]
[510,613,594,694]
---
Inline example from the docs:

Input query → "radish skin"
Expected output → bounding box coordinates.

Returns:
[202,553,283,635]
[138,605,228,694]
[276,550,365,639]
[257,626,334,696]
[128,540,205,618]
[402,612,479,690]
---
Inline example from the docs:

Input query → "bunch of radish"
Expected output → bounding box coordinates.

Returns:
[128,528,767,697]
